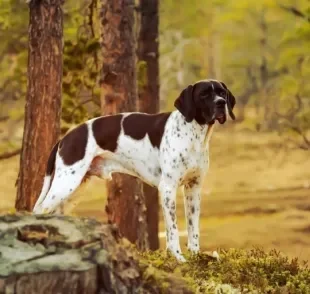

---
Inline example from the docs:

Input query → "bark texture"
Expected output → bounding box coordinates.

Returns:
[137,0,160,251]
[15,0,63,211]
[0,213,193,294]
[99,0,148,250]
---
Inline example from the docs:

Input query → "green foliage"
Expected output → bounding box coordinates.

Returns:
[160,0,310,140]
[0,0,102,126]
[61,0,101,124]
[140,248,310,293]
[0,0,309,148]
[0,0,28,119]
[137,60,148,89]
[62,35,101,124]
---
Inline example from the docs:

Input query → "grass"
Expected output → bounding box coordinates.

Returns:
[139,248,310,293]
[1,124,310,264]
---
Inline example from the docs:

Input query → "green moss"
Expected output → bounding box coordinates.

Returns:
[62,33,101,125]
[138,259,195,293]
[138,248,310,294]
[137,60,148,89]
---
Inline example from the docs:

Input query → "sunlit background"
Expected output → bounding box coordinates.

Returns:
[0,0,309,261]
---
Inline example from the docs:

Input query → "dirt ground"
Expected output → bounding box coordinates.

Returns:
[1,126,310,261]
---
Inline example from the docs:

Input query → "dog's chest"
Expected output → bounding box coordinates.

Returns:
[160,112,210,179]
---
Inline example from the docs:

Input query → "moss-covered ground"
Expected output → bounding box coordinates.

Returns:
[139,248,310,293]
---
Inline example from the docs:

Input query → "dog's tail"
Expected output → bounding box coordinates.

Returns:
[33,141,60,211]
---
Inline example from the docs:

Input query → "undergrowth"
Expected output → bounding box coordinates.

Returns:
[139,247,310,294]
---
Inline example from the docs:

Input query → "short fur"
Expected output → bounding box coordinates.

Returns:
[33,79,236,262]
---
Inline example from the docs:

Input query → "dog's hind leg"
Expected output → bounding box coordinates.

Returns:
[33,142,60,212]
[33,123,98,214]
[33,152,95,214]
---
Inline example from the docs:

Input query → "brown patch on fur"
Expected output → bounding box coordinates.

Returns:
[122,112,171,148]
[46,141,60,176]
[186,177,199,188]
[92,114,123,152]
[81,156,105,183]
[88,156,105,177]
[59,123,88,166]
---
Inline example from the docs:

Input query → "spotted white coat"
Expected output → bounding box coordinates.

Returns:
[33,79,236,262]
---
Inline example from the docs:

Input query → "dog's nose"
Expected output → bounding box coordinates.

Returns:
[215,98,226,107]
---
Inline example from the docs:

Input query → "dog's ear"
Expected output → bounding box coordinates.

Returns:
[220,82,236,120]
[174,85,196,122]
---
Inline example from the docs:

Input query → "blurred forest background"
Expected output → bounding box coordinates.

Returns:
[0,0,310,261]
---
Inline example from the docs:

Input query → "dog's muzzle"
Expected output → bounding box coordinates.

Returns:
[215,97,227,124]
[215,112,226,124]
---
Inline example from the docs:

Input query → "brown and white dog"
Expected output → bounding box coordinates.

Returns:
[33,79,236,262]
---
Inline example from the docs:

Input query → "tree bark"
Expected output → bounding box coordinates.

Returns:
[99,0,148,251]
[15,0,63,211]
[137,0,160,251]
[0,149,21,161]
[0,213,193,294]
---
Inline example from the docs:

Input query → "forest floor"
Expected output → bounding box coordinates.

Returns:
[1,123,310,262]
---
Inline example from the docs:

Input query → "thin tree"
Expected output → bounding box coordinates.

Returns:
[15,0,64,211]
[99,0,148,250]
[137,0,160,250]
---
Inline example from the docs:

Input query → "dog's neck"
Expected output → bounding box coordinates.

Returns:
[174,110,215,150]
[194,121,215,151]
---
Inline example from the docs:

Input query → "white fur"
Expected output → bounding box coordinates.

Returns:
[33,110,214,262]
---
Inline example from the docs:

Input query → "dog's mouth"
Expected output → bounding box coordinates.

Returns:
[215,113,226,124]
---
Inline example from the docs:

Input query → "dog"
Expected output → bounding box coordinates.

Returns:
[33,79,236,262]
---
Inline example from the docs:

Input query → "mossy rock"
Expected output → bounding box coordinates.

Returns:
[0,213,193,294]
[1,213,309,293]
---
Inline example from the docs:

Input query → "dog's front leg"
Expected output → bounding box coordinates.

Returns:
[159,180,185,262]
[184,177,202,254]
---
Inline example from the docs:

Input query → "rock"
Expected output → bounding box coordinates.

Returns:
[0,213,193,294]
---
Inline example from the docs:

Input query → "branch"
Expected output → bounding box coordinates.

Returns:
[275,95,310,151]
[69,98,95,117]
[87,0,99,70]
[276,94,303,122]
[278,4,310,22]
[276,113,310,151]
[239,66,259,105]
[0,148,21,161]
[287,137,310,151]
[290,126,310,148]
[0,116,9,122]
[268,68,289,79]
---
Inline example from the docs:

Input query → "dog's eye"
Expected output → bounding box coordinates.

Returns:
[200,91,210,98]
[218,91,226,98]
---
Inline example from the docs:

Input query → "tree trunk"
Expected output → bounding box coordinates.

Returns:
[15,0,63,211]
[99,0,148,251]
[137,0,160,251]
[0,213,193,294]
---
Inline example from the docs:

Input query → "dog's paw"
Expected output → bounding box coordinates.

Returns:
[211,250,220,260]
[176,253,186,263]
[187,244,200,254]
[204,250,220,261]
[166,248,187,263]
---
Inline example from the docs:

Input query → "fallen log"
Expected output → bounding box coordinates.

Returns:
[0,213,193,294]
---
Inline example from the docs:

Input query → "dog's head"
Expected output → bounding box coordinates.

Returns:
[174,79,236,125]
